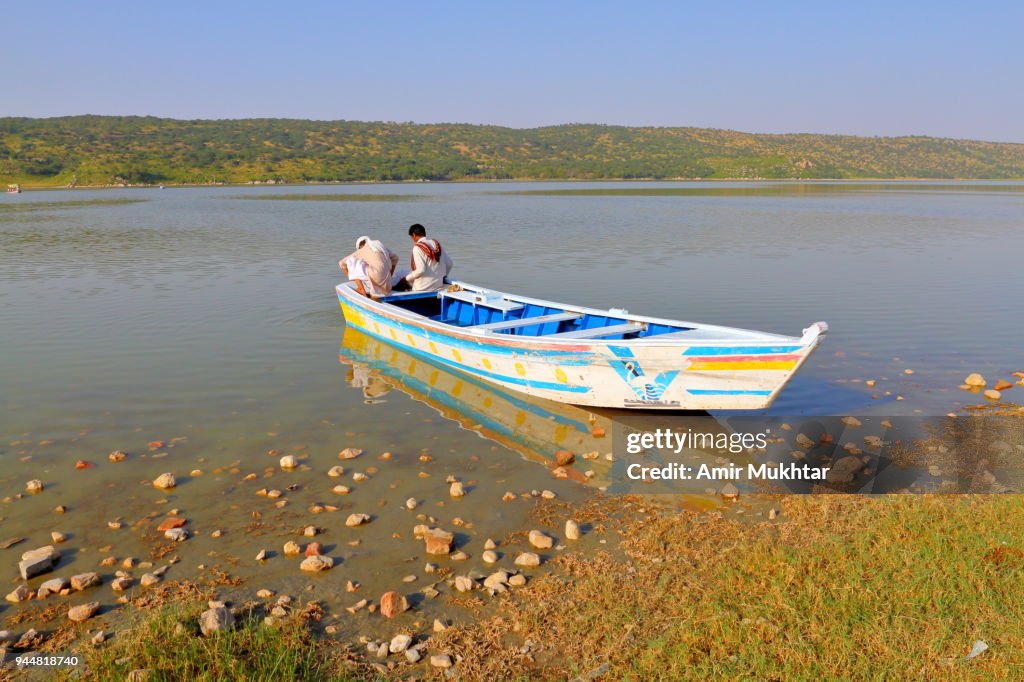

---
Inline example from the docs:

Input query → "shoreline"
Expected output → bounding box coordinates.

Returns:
[7,177,1024,191]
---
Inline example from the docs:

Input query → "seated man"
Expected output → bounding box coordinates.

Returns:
[398,223,453,292]
[340,236,399,297]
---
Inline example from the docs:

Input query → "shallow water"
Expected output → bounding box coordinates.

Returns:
[0,181,1022,638]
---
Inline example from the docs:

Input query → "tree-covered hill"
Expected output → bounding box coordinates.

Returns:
[2,116,1023,186]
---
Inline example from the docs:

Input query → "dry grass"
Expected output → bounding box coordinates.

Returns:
[430,495,1024,680]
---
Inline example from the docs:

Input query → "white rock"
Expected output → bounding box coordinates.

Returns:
[299,555,334,572]
[152,473,176,490]
[528,530,553,549]
[279,455,298,470]
[405,497,418,510]
[389,634,412,653]
[430,654,453,668]
[449,481,465,497]
[328,465,345,477]
[164,528,189,542]
[482,550,499,564]
[515,552,541,568]
[565,520,581,540]
[25,479,44,494]
[199,606,235,635]
[346,513,371,527]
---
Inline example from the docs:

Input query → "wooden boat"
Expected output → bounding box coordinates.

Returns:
[6,184,21,194]
[336,280,827,410]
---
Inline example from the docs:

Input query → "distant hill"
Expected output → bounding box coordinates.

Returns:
[2,116,1023,186]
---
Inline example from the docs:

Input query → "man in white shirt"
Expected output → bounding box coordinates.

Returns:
[399,223,453,292]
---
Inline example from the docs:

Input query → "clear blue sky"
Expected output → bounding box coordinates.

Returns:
[4,1,1023,141]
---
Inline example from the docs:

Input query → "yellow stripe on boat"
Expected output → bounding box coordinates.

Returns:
[687,360,799,371]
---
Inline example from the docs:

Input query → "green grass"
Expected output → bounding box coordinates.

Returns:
[66,605,366,682]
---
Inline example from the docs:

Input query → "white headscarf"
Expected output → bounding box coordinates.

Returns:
[356,235,388,255]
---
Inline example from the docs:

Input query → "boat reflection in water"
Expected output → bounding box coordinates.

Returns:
[339,326,613,484]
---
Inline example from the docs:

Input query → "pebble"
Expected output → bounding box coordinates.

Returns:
[450,550,469,561]
[433,618,448,632]
[389,634,412,653]
[430,654,453,668]
[352,472,369,482]
[256,589,274,598]
[6,585,32,602]
[454,576,474,592]
[283,541,302,556]
[346,513,371,527]
[565,520,581,540]
[424,563,438,573]
[141,573,161,587]
[279,455,298,470]
[299,555,334,572]
[164,528,189,542]
[332,485,351,495]
[339,448,363,460]
[449,481,465,497]
[502,491,516,502]
[111,577,133,591]
[68,601,100,622]
[379,591,408,619]
[255,549,267,561]
[405,648,422,663]
[152,473,176,490]
[541,490,557,500]
[424,528,454,555]
[483,538,497,550]
[528,530,553,549]
[964,373,987,387]
[304,542,323,557]
[19,547,56,580]
[508,574,527,586]
[515,552,541,567]
[346,599,368,614]
[108,450,127,462]
[328,465,345,477]
[555,450,575,466]
[51,531,67,544]
[405,497,418,510]
[481,550,499,564]
[720,483,739,501]
[984,389,1001,401]
[38,577,69,598]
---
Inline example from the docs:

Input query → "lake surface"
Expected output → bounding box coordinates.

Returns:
[0,181,1021,634]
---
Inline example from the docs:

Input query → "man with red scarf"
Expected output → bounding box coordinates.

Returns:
[399,223,453,292]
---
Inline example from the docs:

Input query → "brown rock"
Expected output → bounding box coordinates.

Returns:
[555,450,575,466]
[994,380,1013,391]
[299,555,334,572]
[424,528,454,555]
[68,601,100,622]
[71,572,102,591]
[304,542,323,557]
[379,591,408,619]
[156,517,186,532]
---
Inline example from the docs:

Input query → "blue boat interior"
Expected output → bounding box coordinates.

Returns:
[377,289,693,341]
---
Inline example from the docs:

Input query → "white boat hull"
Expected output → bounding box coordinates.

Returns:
[337,281,826,410]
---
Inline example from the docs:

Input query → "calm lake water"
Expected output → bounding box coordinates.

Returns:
[0,182,1021,631]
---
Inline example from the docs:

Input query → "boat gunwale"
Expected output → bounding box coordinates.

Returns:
[337,281,825,350]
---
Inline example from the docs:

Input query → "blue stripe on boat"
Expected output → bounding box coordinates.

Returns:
[686,389,773,396]
[682,345,802,356]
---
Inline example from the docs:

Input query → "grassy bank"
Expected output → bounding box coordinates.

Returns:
[61,495,1023,680]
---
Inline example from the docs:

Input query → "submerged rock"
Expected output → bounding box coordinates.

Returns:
[25,479,44,494]
[964,373,987,387]
[6,585,32,603]
[152,473,176,490]
[68,601,100,622]
[339,448,363,460]
[346,513,371,527]
[299,555,334,572]
[449,481,465,498]
[279,455,297,470]
[424,528,454,555]
[72,572,102,591]
[515,552,541,568]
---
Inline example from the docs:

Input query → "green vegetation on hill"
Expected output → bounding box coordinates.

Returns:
[2,115,1024,187]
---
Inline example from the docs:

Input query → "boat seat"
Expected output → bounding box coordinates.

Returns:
[545,322,646,340]
[441,289,524,313]
[468,312,582,333]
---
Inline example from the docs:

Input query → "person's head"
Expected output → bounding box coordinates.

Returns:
[356,235,370,249]
[408,223,426,242]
